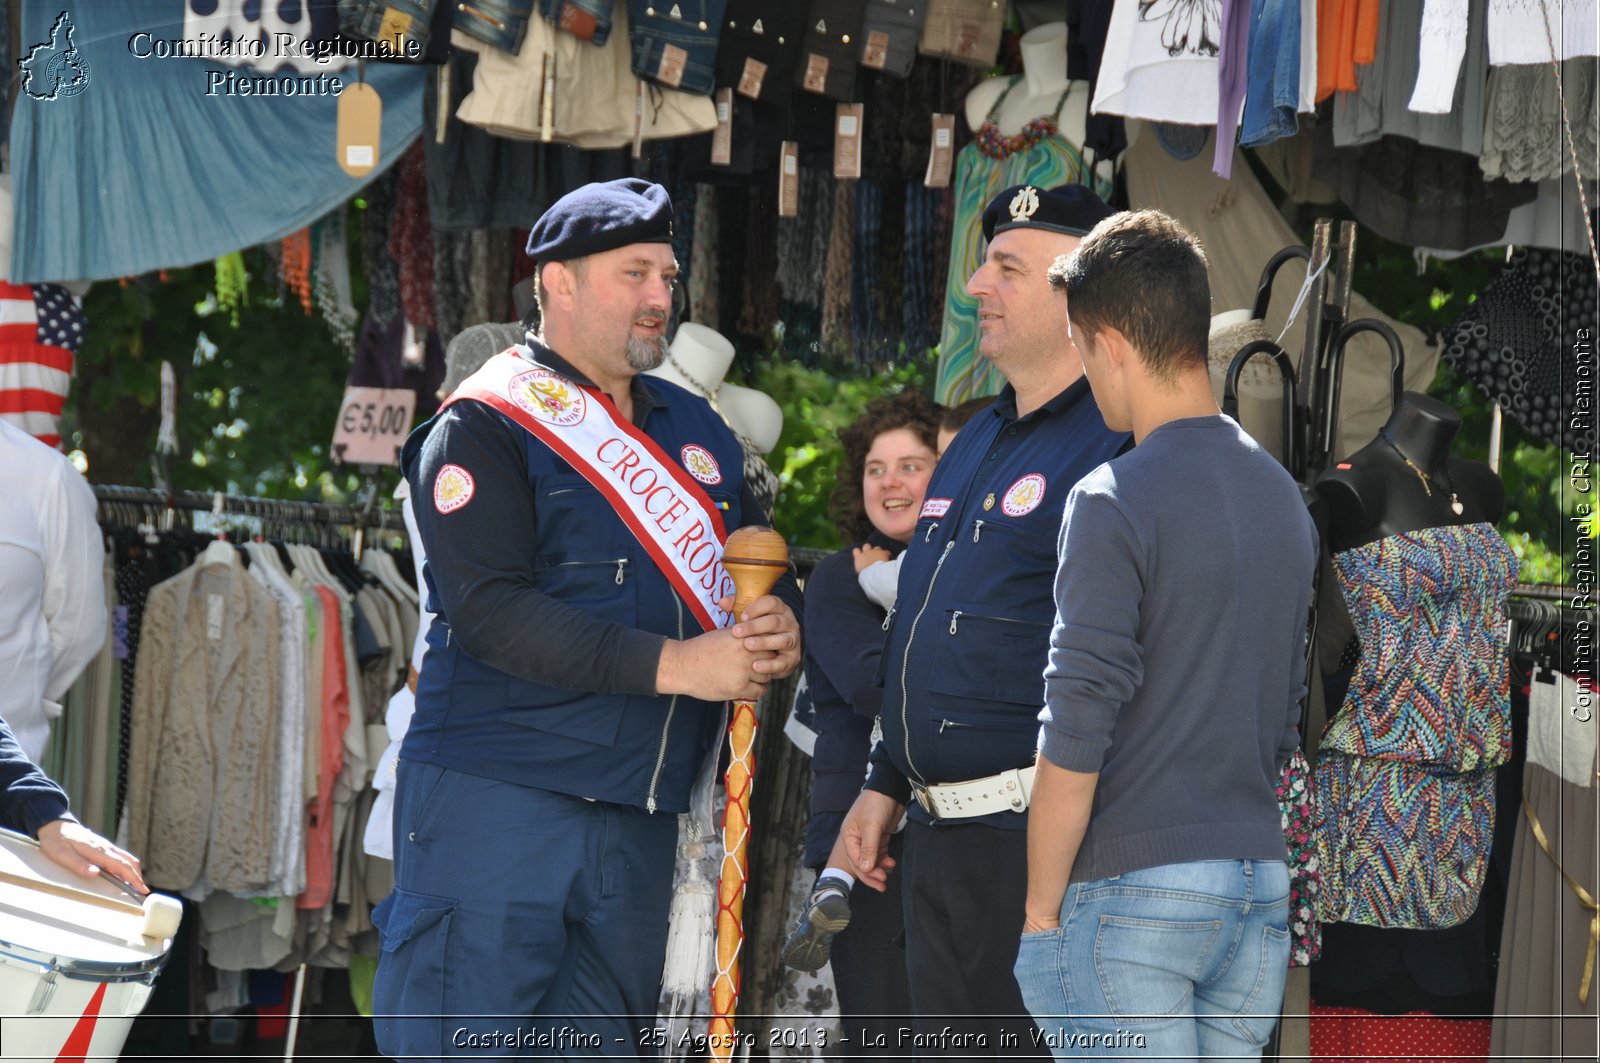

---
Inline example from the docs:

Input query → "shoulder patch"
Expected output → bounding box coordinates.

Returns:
[1001,474,1046,517]
[680,444,722,485]
[433,464,476,514]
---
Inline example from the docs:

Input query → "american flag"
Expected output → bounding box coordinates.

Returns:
[0,281,85,449]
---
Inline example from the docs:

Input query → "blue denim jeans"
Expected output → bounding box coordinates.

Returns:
[544,0,615,46]
[452,0,534,52]
[627,0,726,95]
[340,0,445,58]
[1015,860,1291,1062]
[1240,0,1301,148]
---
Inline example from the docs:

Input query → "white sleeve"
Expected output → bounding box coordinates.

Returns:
[856,556,902,612]
[41,461,106,701]
[402,493,433,673]
[1409,0,1470,113]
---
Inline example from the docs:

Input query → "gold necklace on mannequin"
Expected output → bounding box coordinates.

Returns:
[1378,431,1465,515]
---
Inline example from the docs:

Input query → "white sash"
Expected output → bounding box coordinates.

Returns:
[445,349,735,633]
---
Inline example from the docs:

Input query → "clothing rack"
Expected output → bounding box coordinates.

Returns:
[91,484,407,536]
[1510,582,1586,605]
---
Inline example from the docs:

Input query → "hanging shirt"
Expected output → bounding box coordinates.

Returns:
[1093,0,1226,124]
[1487,0,1599,65]
[0,419,105,761]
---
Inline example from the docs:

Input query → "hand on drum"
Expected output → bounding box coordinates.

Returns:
[37,818,148,894]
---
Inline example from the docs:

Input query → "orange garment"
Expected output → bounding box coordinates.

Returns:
[297,584,348,910]
[1316,0,1381,100]
[1352,0,1381,66]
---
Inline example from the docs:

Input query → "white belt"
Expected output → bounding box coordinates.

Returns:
[910,765,1036,820]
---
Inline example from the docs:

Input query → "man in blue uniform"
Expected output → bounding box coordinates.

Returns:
[373,179,803,1059]
[839,184,1129,1056]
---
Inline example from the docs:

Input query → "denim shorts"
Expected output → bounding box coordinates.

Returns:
[627,0,727,95]
[792,0,865,101]
[861,0,929,78]
[918,0,1004,66]
[1016,860,1291,1060]
[543,0,615,45]
[339,0,452,62]
[451,0,533,53]
[715,1,807,106]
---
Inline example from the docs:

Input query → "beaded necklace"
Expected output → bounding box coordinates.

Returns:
[1378,430,1465,516]
[974,78,1076,160]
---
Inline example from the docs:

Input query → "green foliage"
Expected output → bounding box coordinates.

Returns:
[65,250,383,502]
[743,351,938,552]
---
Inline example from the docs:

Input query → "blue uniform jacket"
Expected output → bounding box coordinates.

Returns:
[866,378,1130,828]
[399,341,799,814]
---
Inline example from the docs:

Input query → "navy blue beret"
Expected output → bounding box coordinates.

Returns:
[981,183,1116,243]
[524,178,675,262]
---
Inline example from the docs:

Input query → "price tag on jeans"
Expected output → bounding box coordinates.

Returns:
[331,386,416,466]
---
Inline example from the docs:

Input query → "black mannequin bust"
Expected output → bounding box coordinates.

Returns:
[1315,392,1505,553]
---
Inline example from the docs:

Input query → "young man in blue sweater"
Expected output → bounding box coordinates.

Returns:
[1016,210,1318,1059]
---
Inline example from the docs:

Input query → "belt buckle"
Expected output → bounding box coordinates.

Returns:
[911,784,941,821]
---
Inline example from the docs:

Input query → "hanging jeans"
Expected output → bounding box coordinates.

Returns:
[452,0,535,52]
[627,0,727,94]
[1241,0,1303,148]
[544,0,616,45]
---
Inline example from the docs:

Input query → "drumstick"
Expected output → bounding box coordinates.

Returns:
[0,866,183,939]
[709,526,789,1062]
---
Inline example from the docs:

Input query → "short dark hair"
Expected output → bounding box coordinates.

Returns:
[939,396,993,437]
[830,391,941,543]
[1046,210,1210,381]
[532,257,588,323]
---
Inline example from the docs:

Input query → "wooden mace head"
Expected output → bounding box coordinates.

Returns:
[723,526,789,617]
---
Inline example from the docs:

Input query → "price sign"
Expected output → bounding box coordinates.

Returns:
[331,386,416,466]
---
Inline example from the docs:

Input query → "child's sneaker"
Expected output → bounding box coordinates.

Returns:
[781,878,852,972]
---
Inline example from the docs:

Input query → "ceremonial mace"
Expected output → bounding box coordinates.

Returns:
[710,526,789,1060]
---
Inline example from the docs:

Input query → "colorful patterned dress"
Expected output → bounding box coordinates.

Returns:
[933,77,1113,405]
[1316,523,1518,928]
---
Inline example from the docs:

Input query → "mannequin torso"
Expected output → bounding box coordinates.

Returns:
[963,23,1089,148]
[1315,392,1505,552]
[648,322,783,455]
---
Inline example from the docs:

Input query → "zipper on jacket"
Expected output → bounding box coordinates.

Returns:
[949,610,962,634]
[549,557,629,578]
[972,520,985,543]
[923,520,941,543]
[898,539,955,784]
[881,605,896,632]
[456,3,509,32]
[939,718,974,733]
[646,594,685,813]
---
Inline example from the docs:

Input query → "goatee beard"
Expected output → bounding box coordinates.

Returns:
[626,334,668,372]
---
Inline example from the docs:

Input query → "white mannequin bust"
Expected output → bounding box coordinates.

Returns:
[648,322,784,455]
[963,24,1087,146]
[716,385,783,455]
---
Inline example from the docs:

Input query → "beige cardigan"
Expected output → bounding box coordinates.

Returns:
[127,556,280,894]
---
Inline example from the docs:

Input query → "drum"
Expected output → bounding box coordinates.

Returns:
[0,828,176,1060]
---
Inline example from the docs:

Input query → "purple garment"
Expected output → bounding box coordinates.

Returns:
[1213,0,1253,179]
